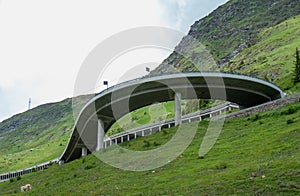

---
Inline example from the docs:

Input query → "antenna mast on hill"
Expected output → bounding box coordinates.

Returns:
[28,98,31,110]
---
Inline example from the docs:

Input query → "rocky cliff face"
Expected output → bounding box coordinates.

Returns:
[151,0,300,75]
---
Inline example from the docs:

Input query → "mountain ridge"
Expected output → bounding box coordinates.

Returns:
[152,0,300,75]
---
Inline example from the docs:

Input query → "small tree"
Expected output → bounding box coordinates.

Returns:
[294,47,300,84]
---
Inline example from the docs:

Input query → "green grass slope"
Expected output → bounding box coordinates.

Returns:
[0,94,210,173]
[107,101,175,136]
[222,15,300,93]
[1,101,299,195]
[107,100,217,136]
[0,99,74,173]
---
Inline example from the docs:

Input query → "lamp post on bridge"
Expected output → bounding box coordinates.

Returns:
[103,81,108,89]
[146,67,150,76]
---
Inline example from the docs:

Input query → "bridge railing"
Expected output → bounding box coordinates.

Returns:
[103,103,239,148]
[0,158,59,183]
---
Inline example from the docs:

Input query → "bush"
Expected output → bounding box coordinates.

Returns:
[252,114,260,121]
[143,140,151,148]
[84,165,94,170]
[288,106,297,114]
[9,178,14,183]
[215,162,227,170]
[17,176,21,181]
[287,119,294,124]
[281,106,297,115]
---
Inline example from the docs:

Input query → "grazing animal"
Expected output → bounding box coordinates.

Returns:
[20,184,32,192]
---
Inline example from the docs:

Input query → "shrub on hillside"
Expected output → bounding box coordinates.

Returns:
[84,165,95,170]
[143,140,150,148]
[287,119,294,124]
[252,114,260,121]
[281,105,297,115]
[215,162,227,170]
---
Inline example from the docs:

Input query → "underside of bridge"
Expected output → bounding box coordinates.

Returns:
[60,72,284,163]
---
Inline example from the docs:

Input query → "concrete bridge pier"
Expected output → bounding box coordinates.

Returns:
[58,160,64,166]
[82,146,87,157]
[174,91,182,126]
[96,119,105,151]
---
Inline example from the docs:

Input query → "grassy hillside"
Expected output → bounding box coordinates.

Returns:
[0,95,211,173]
[0,99,74,173]
[1,101,299,195]
[222,15,300,93]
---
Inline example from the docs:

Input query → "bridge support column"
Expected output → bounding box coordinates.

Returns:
[97,119,105,151]
[81,146,87,157]
[82,146,87,157]
[174,91,182,126]
[58,160,64,166]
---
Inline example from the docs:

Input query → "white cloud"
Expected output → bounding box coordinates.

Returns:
[0,0,166,121]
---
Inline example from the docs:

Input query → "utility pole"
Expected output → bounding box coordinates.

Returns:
[28,98,31,110]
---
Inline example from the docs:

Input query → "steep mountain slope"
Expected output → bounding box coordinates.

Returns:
[221,15,300,92]
[152,0,300,77]
[0,99,74,173]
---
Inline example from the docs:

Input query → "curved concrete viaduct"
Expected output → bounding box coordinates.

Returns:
[60,72,284,163]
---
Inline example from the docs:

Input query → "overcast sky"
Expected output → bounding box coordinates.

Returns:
[0,0,228,122]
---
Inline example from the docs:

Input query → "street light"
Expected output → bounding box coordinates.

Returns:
[103,81,108,89]
[146,67,150,73]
